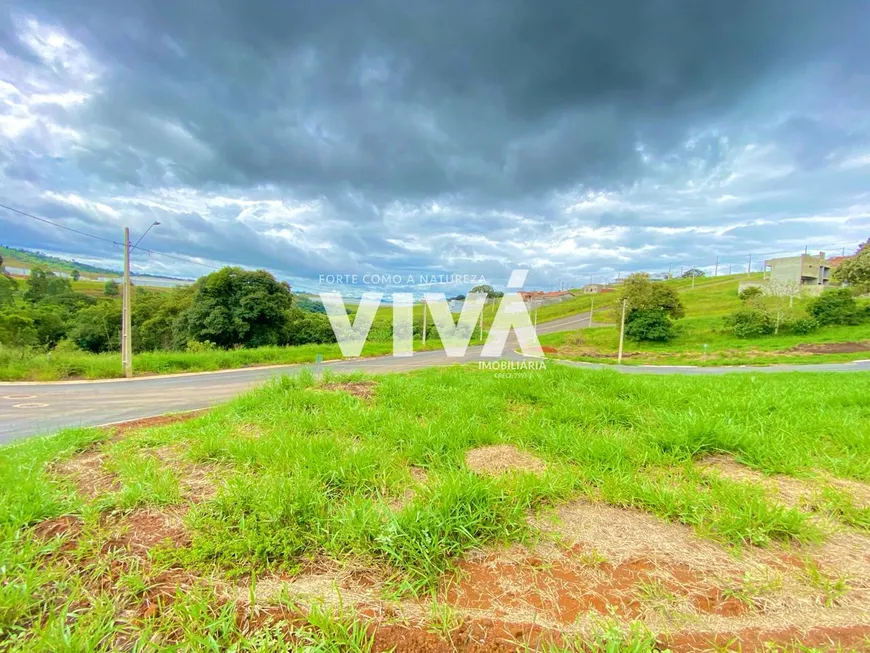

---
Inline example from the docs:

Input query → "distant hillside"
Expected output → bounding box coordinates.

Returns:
[0,245,119,276]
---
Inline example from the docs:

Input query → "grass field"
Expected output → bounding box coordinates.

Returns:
[1,365,869,651]
[0,336,459,381]
[541,274,870,366]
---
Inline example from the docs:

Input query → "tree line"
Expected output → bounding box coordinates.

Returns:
[0,265,338,353]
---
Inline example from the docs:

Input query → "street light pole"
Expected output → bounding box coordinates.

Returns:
[121,221,160,378]
[617,299,627,365]
[122,227,131,378]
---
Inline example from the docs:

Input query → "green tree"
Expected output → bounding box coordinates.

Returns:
[71,270,81,281]
[617,273,685,318]
[615,273,685,342]
[0,312,38,347]
[807,288,861,326]
[624,308,674,341]
[469,284,503,299]
[738,286,764,302]
[725,307,775,338]
[69,301,122,353]
[104,280,120,296]
[682,268,705,278]
[833,238,870,292]
[133,285,195,351]
[282,307,337,346]
[176,267,293,348]
[24,267,71,303]
[0,273,17,308]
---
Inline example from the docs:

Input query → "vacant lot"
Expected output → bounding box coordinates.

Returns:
[542,319,870,367]
[1,366,869,651]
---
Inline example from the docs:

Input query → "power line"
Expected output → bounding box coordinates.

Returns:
[0,201,222,272]
[0,202,118,246]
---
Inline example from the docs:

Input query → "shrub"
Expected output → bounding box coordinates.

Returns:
[726,307,774,338]
[785,316,819,335]
[625,308,674,342]
[738,286,764,302]
[807,288,860,326]
[185,339,219,353]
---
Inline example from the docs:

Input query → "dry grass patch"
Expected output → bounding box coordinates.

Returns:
[51,449,119,499]
[518,500,870,636]
[389,466,429,511]
[231,559,387,611]
[318,380,377,400]
[103,507,191,553]
[148,444,220,502]
[697,455,816,510]
[698,455,870,519]
[465,445,545,476]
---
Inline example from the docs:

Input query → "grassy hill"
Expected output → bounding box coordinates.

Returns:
[0,245,118,277]
[540,272,870,365]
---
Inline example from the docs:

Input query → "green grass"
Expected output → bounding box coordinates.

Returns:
[1,365,868,649]
[541,273,870,366]
[0,336,457,381]
[542,318,870,366]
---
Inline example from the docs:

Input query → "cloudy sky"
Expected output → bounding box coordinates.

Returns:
[1,1,869,293]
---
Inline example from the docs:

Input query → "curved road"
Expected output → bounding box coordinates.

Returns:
[1,311,868,442]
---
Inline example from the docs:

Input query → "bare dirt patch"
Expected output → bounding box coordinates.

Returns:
[524,500,870,634]
[699,455,870,514]
[148,445,220,502]
[107,410,205,438]
[552,345,641,359]
[697,455,816,509]
[32,514,84,553]
[318,380,377,400]
[788,341,870,355]
[103,507,191,554]
[232,559,386,610]
[465,445,546,476]
[51,449,120,499]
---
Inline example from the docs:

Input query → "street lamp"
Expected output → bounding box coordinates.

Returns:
[122,221,160,378]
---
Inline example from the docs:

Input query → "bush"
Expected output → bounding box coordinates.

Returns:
[726,307,775,338]
[785,316,819,335]
[625,308,674,342]
[807,288,860,326]
[738,286,764,302]
[185,339,219,353]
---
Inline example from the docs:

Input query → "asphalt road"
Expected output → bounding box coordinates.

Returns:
[2,311,868,442]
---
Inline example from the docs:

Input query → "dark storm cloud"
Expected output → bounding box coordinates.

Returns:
[1,0,869,289]
[4,0,865,196]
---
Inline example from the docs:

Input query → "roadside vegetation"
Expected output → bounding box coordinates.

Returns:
[0,263,464,380]
[1,365,868,650]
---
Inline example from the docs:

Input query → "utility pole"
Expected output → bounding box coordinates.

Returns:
[668,264,672,279]
[479,299,485,341]
[122,227,132,378]
[691,268,696,289]
[421,298,427,345]
[747,253,752,276]
[728,264,732,275]
[617,299,627,365]
[589,296,594,326]
[714,256,719,277]
[120,221,159,378]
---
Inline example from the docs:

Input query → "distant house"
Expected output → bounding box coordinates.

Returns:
[583,283,604,294]
[765,252,835,287]
[519,290,575,307]
[826,255,854,269]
